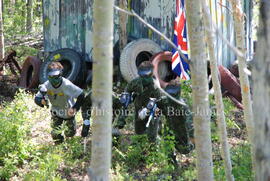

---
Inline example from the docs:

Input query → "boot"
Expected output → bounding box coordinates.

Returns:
[81,119,90,137]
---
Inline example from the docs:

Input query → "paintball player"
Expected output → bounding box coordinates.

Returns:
[80,71,126,137]
[80,71,92,138]
[80,91,127,137]
[125,61,161,141]
[160,80,194,154]
[34,62,84,144]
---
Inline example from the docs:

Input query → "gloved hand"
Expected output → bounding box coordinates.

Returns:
[81,119,91,137]
[41,99,49,108]
[138,108,149,120]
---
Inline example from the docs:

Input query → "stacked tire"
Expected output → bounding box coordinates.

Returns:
[39,48,85,86]
[120,39,162,82]
[18,56,42,89]
[150,51,178,88]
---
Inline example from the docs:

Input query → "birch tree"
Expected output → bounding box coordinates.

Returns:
[88,0,114,180]
[201,2,234,181]
[252,1,270,180]
[26,0,33,32]
[0,0,4,75]
[185,1,214,180]
[229,0,255,167]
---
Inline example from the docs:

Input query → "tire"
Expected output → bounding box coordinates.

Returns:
[207,62,222,90]
[227,94,243,110]
[218,65,242,103]
[120,39,162,82]
[151,51,178,88]
[39,48,85,86]
[229,61,239,78]
[18,56,42,89]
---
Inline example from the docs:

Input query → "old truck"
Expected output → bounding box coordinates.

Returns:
[18,0,253,90]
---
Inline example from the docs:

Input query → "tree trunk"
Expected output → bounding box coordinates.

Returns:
[119,0,127,51]
[88,0,114,180]
[0,0,5,75]
[252,1,270,180]
[201,2,234,181]
[21,0,26,32]
[185,1,214,180]
[26,0,33,32]
[229,0,255,168]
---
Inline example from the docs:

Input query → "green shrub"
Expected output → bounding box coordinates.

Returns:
[24,152,63,181]
[0,91,34,180]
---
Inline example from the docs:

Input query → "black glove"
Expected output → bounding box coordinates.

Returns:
[81,120,90,137]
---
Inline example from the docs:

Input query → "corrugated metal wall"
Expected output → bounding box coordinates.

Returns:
[43,0,252,67]
[207,0,252,67]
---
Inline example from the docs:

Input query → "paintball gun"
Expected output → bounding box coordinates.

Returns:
[138,98,161,128]
[39,85,49,108]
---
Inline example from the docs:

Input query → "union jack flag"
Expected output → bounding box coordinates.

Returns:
[172,0,190,80]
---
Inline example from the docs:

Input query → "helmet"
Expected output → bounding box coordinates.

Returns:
[48,69,62,77]
[137,61,153,77]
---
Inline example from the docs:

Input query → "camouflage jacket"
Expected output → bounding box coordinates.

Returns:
[160,96,194,141]
[126,76,161,109]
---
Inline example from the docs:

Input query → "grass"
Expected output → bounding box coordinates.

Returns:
[0,89,253,180]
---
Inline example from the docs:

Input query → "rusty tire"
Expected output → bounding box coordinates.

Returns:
[120,39,162,82]
[218,65,242,103]
[150,51,178,88]
[18,56,42,89]
[229,61,239,78]
[207,63,221,90]
[227,94,244,110]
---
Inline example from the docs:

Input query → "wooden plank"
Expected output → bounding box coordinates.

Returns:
[160,0,174,50]
[227,0,235,66]
[85,0,93,62]
[58,0,88,60]
[43,0,60,52]
[220,0,228,66]
[216,0,223,66]
[127,0,174,50]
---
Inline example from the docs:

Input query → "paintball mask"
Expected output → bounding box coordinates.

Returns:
[137,61,153,77]
[48,69,62,87]
[165,84,181,98]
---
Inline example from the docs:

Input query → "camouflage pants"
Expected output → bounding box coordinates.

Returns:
[166,113,194,154]
[51,115,76,144]
[81,93,92,120]
[81,93,127,128]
